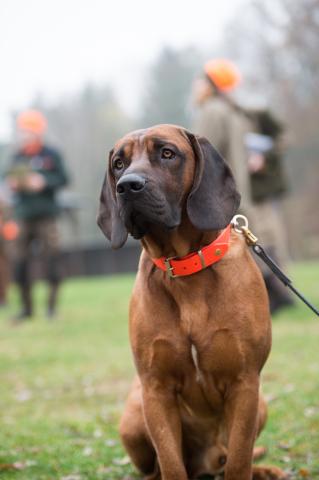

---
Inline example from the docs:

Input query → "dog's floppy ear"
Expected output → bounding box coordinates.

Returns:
[97,151,128,249]
[185,132,240,231]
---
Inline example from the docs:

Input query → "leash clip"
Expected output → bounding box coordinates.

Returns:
[241,226,258,246]
[232,214,258,246]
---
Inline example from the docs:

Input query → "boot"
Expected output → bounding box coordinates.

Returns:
[264,274,295,315]
[11,284,33,324]
[47,283,59,319]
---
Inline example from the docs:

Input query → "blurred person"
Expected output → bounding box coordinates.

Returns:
[0,183,20,307]
[193,59,252,210]
[6,110,69,321]
[0,205,10,306]
[246,109,294,312]
[193,60,292,313]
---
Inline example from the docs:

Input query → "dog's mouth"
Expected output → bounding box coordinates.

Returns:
[120,200,180,240]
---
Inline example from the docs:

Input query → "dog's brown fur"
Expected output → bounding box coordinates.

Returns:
[98,125,288,480]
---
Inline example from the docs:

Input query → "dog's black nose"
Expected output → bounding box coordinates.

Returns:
[116,174,146,196]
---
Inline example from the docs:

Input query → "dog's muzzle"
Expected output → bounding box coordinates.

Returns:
[116,174,146,199]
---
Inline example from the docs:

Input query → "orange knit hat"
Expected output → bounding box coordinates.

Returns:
[204,59,241,92]
[17,110,47,134]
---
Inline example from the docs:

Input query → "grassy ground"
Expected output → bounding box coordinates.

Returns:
[0,263,318,479]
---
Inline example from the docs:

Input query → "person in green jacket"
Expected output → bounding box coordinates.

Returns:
[193,60,293,314]
[193,59,253,211]
[6,110,69,321]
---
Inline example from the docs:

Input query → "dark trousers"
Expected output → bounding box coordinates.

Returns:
[14,218,62,315]
[0,247,9,304]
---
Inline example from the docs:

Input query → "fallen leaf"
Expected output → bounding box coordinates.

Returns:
[105,439,116,447]
[15,389,32,402]
[113,455,130,466]
[83,386,95,397]
[278,442,291,451]
[28,446,42,453]
[299,467,310,477]
[13,462,28,470]
[0,463,22,472]
[264,393,277,403]
[82,446,93,456]
[304,406,317,418]
[97,466,112,474]
[60,476,81,480]
[281,456,291,463]
[283,383,295,393]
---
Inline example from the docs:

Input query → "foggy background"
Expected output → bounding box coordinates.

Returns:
[1,0,318,260]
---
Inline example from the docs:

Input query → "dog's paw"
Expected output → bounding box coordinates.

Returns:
[252,465,290,480]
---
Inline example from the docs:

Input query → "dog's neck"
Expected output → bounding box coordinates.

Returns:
[141,216,219,259]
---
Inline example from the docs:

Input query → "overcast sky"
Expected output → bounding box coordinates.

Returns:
[0,0,244,141]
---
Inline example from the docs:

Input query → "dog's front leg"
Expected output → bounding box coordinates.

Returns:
[142,379,188,480]
[224,376,260,480]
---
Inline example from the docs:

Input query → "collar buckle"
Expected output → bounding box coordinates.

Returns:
[164,256,179,278]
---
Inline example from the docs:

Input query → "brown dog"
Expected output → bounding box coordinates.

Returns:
[98,125,287,480]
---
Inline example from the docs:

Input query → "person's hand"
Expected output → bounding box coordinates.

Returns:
[6,175,20,191]
[25,173,46,192]
[248,153,266,173]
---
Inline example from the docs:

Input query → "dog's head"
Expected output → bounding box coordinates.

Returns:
[98,124,240,248]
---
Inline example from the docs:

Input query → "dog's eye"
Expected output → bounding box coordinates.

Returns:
[161,148,175,159]
[113,158,124,170]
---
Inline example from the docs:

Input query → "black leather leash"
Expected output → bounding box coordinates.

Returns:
[232,215,319,317]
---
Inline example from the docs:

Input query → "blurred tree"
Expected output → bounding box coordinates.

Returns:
[139,46,202,128]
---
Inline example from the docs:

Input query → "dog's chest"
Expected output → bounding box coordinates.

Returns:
[176,303,246,415]
[178,297,245,380]
[149,311,244,412]
[140,274,260,407]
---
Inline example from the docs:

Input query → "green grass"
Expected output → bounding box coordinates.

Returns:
[0,263,318,479]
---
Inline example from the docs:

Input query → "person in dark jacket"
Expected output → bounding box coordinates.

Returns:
[246,109,294,313]
[6,110,69,321]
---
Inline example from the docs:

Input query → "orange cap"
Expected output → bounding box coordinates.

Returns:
[17,110,47,134]
[204,59,241,92]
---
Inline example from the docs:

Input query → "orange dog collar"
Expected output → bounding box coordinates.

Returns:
[152,224,231,278]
